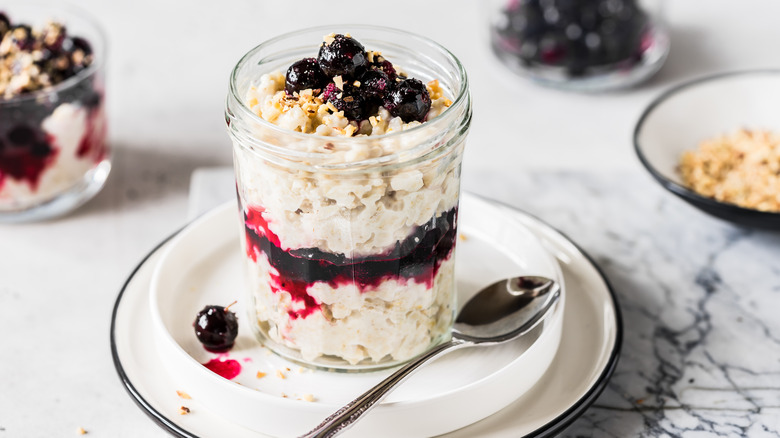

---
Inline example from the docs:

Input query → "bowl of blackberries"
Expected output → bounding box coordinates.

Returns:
[490,0,670,91]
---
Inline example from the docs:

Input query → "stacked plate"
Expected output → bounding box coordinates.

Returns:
[111,193,622,438]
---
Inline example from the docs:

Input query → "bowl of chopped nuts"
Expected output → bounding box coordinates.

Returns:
[634,70,780,229]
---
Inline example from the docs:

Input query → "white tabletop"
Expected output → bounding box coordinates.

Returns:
[2,0,780,436]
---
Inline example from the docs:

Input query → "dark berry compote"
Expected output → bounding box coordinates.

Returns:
[0,12,107,212]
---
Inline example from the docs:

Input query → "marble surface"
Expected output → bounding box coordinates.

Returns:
[189,168,780,438]
[2,0,780,437]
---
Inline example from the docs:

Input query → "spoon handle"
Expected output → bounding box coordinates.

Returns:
[298,338,470,438]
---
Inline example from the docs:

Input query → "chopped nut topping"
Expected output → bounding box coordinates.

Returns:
[323,33,336,45]
[333,75,344,90]
[0,18,94,99]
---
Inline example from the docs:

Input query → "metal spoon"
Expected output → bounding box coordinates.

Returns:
[299,275,561,438]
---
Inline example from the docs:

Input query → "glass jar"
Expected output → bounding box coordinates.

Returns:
[489,0,669,91]
[0,2,109,222]
[225,25,471,371]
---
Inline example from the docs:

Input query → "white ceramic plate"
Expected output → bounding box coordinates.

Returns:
[111,193,622,438]
[147,195,564,438]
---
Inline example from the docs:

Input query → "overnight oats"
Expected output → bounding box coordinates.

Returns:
[0,5,108,222]
[226,26,471,370]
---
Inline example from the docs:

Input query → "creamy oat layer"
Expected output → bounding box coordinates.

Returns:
[236,151,461,255]
[679,129,780,212]
[247,252,456,365]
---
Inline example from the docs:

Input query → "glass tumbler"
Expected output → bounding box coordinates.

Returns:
[225,25,471,371]
[0,3,109,222]
[489,0,670,91]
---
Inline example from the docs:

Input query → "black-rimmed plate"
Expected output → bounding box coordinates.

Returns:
[635,70,780,229]
[111,194,622,438]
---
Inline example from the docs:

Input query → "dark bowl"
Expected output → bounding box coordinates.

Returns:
[634,70,780,229]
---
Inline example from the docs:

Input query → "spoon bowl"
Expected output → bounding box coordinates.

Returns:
[300,275,561,438]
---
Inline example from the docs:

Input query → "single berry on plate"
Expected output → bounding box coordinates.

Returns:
[193,303,239,352]
[326,85,365,121]
[285,57,328,94]
[383,78,431,123]
[317,34,368,78]
[358,69,392,103]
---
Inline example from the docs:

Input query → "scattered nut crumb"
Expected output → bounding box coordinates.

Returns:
[303,394,315,402]
[256,371,267,379]
[281,393,288,398]
[176,390,191,400]
[276,370,286,379]
[179,406,191,415]
[76,427,87,435]
[297,367,304,374]
[458,233,468,241]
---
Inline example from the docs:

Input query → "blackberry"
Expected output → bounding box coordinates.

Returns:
[317,34,368,78]
[326,85,365,121]
[383,78,431,123]
[194,303,239,352]
[285,57,328,94]
[358,69,392,103]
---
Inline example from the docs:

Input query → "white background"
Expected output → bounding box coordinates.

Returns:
[2,0,779,436]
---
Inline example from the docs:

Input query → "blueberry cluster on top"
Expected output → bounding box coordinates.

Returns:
[493,0,650,77]
[0,12,94,99]
[284,33,431,124]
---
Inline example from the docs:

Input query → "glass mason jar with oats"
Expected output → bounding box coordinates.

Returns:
[225,26,471,371]
[0,3,109,222]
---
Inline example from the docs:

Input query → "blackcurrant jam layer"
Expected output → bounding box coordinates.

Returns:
[0,87,103,192]
[244,205,457,319]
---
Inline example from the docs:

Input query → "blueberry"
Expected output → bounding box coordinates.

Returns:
[70,37,92,56]
[383,78,431,123]
[371,59,397,82]
[285,57,328,94]
[326,85,365,121]
[8,126,36,145]
[358,69,392,102]
[194,304,239,352]
[317,34,368,78]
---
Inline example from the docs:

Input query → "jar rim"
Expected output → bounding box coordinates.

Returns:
[0,1,107,105]
[226,24,470,159]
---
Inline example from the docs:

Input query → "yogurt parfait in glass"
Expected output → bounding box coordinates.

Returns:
[0,3,108,222]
